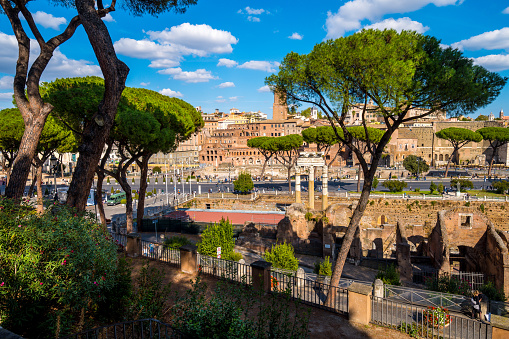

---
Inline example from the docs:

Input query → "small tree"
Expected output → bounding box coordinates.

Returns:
[450,178,474,192]
[403,155,429,176]
[438,183,445,193]
[435,128,483,177]
[152,166,162,174]
[263,242,299,271]
[429,181,437,194]
[382,180,408,192]
[372,177,379,190]
[233,172,254,193]
[197,218,235,260]
[313,256,332,276]
[493,180,509,194]
[477,127,509,176]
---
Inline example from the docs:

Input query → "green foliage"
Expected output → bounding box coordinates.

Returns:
[45,187,49,195]
[375,264,401,286]
[152,166,162,174]
[431,201,437,207]
[493,180,509,194]
[464,201,471,207]
[429,181,437,194]
[438,183,445,193]
[229,251,243,262]
[170,277,310,338]
[0,198,127,337]
[233,172,254,193]
[480,203,485,213]
[403,155,429,176]
[382,180,408,192]
[313,256,332,276]
[163,236,192,249]
[132,177,135,183]
[479,281,506,302]
[414,188,420,192]
[107,177,111,184]
[186,177,189,182]
[120,199,127,204]
[304,212,313,221]
[475,114,489,121]
[263,242,299,271]
[372,177,379,190]
[197,218,235,260]
[450,178,474,191]
[425,274,472,296]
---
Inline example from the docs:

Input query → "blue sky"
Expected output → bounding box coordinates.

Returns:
[1,0,509,119]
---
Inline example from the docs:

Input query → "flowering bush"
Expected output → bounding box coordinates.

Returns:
[0,197,129,337]
[425,273,471,295]
[424,306,450,328]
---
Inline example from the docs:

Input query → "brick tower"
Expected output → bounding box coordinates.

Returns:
[272,90,288,121]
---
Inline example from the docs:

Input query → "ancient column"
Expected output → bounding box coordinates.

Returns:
[295,167,301,203]
[309,166,314,210]
[322,165,328,210]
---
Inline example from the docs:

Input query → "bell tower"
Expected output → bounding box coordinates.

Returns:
[272,90,288,121]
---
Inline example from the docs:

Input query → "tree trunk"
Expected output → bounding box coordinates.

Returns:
[136,154,150,228]
[66,0,129,210]
[36,164,43,214]
[357,163,361,192]
[487,146,498,177]
[444,152,454,178]
[117,175,134,233]
[96,170,107,230]
[27,167,36,197]
[5,116,48,201]
[260,158,269,178]
[288,166,292,193]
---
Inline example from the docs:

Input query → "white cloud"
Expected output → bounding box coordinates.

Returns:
[229,96,238,102]
[0,32,101,79]
[473,54,509,72]
[248,16,261,22]
[114,38,182,60]
[363,17,429,33]
[503,7,509,14]
[158,67,217,83]
[102,13,115,22]
[238,61,280,72]
[289,32,303,40]
[0,92,13,100]
[257,85,271,93]
[147,23,238,56]
[159,88,183,97]
[451,27,509,51]
[217,58,238,67]
[216,96,226,103]
[325,0,461,38]
[140,82,150,86]
[0,75,13,89]
[31,11,67,30]
[245,7,265,15]
[218,82,235,88]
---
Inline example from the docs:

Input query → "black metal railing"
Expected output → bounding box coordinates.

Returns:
[198,254,252,284]
[372,296,492,339]
[62,318,186,339]
[140,240,180,266]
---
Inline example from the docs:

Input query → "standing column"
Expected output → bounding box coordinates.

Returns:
[309,166,314,210]
[322,165,328,210]
[295,167,301,203]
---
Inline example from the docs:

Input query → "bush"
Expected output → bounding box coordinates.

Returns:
[372,177,379,190]
[0,198,128,337]
[229,251,243,262]
[163,235,192,249]
[480,281,506,301]
[375,264,401,285]
[152,166,162,174]
[120,199,127,205]
[304,212,313,221]
[438,183,445,193]
[382,180,408,192]
[414,188,420,192]
[493,180,509,194]
[480,203,485,213]
[263,242,299,271]
[429,181,437,194]
[450,179,474,192]
[197,218,235,260]
[233,171,254,193]
[313,256,332,276]
[425,273,471,296]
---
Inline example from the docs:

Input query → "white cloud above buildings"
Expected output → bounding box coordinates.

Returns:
[217,58,238,67]
[216,96,226,103]
[218,82,235,88]
[362,17,429,33]
[140,82,150,86]
[257,85,271,93]
[288,32,303,40]
[325,0,462,38]
[158,67,217,83]
[159,88,183,97]
[238,61,280,72]
[229,96,238,102]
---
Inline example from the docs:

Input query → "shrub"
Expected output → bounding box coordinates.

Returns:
[480,203,485,213]
[263,242,299,271]
[429,181,437,194]
[425,273,471,296]
[385,201,389,206]
[438,183,444,193]
[197,218,235,260]
[163,235,192,249]
[382,180,408,192]
[414,188,420,192]
[0,198,127,337]
[372,177,379,190]
[493,180,509,194]
[375,264,401,285]
[450,178,474,192]
[229,251,243,262]
[464,201,471,207]
[152,166,162,174]
[479,281,506,302]
[313,256,332,276]
[132,177,135,183]
[304,212,313,221]
[120,199,127,204]
[146,192,152,197]
[233,171,254,193]
[186,177,189,182]
[107,177,110,184]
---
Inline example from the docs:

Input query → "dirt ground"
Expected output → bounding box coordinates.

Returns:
[129,257,411,339]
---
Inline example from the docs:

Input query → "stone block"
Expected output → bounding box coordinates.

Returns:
[180,244,198,274]
[347,282,372,325]
[251,260,272,293]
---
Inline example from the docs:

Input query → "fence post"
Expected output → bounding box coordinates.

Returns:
[251,260,272,293]
[296,268,305,288]
[347,282,373,325]
[373,279,383,298]
[126,233,141,256]
[180,244,198,274]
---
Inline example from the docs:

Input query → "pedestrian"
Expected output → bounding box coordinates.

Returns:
[471,290,482,319]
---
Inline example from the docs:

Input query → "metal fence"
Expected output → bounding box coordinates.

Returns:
[62,318,185,339]
[109,232,127,247]
[270,269,349,314]
[198,254,252,284]
[371,296,492,339]
[413,270,486,290]
[140,240,180,266]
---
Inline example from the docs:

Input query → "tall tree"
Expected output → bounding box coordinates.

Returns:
[247,136,277,178]
[435,127,483,177]
[0,0,83,201]
[273,134,303,192]
[266,29,506,304]
[302,126,340,166]
[477,127,509,176]
[403,155,429,177]
[0,108,24,185]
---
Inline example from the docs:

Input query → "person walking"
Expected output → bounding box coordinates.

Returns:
[471,290,482,319]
